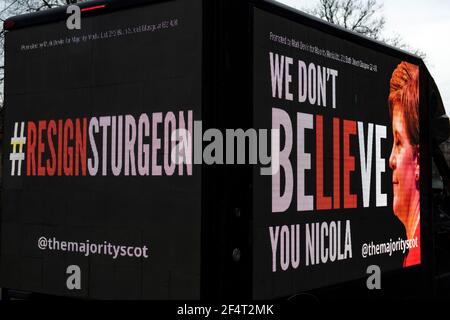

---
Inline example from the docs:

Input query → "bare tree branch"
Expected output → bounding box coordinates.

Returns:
[0,1,85,107]
[306,0,425,58]
[41,0,53,9]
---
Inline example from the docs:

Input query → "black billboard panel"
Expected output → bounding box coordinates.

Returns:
[1,0,202,299]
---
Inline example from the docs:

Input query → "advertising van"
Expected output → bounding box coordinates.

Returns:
[1,0,448,300]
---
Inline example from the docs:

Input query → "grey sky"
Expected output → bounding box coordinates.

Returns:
[277,0,450,115]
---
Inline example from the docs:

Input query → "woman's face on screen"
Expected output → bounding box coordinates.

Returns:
[389,104,419,218]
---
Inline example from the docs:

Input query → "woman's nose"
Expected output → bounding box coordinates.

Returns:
[389,148,396,170]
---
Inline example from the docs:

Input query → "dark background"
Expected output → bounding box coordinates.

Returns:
[1,0,202,299]
[252,8,414,299]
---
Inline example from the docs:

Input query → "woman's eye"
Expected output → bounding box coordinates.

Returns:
[394,133,401,147]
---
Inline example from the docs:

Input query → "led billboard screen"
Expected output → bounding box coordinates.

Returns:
[1,0,202,299]
[253,8,421,299]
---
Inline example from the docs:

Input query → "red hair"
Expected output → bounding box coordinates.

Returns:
[388,62,420,146]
